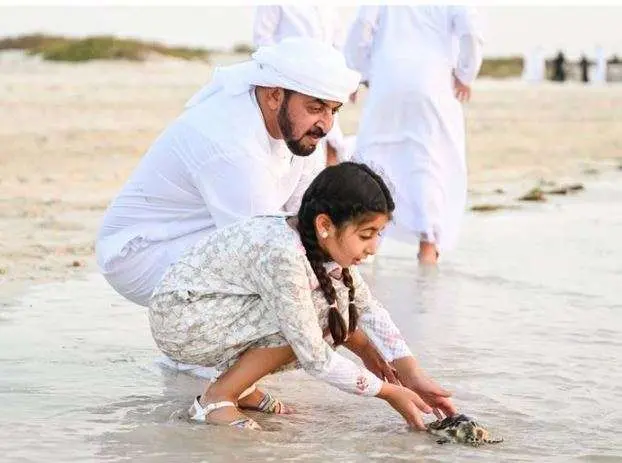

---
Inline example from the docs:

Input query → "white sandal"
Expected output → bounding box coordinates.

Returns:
[188,396,261,430]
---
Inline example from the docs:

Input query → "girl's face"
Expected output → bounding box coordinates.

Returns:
[316,213,390,267]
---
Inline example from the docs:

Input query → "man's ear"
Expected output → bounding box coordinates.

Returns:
[265,87,284,110]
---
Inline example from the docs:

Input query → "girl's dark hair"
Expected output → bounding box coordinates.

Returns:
[296,162,395,346]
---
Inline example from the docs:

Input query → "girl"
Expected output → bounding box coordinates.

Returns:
[149,162,455,430]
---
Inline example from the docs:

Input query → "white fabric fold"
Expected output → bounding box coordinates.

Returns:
[455,34,484,86]
[186,37,360,108]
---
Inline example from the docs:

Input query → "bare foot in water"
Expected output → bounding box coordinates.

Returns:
[418,241,439,265]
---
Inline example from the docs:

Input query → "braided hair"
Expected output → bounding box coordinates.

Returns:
[296,162,395,346]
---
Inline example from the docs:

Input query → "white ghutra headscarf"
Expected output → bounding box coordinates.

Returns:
[185,37,361,108]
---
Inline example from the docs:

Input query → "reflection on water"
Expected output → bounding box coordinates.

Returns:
[1,177,621,462]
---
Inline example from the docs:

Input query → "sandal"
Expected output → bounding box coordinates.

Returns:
[238,385,288,414]
[188,396,261,430]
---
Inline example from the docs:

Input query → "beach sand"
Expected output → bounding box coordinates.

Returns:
[2,53,622,462]
[1,52,621,293]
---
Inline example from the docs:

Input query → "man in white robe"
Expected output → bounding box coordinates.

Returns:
[591,46,608,84]
[253,5,351,164]
[96,37,360,308]
[344,6,483,264]
[522,47,545,83]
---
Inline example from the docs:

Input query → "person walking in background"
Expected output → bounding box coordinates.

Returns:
[579,54,590,83]
[254,5,353,165]
[552,51,567,82]
[522,46,545,83]
[344,6,483,264]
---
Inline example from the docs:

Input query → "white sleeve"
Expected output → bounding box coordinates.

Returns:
[451,6,484,85]
[253,6,281,47]
[282,155,323,214]
[252,245,383,397]
[325,113,348,160]
[179,125,282,229]
[350,267,412,362]
[331,15,347,51]
[343,6,381,82]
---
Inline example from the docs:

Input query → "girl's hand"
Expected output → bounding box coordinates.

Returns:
[393,357,457,419]
[377,383,432,430]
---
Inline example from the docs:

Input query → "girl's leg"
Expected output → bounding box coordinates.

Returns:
[199,345,296,426]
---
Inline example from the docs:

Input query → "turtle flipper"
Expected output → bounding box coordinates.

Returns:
[484,437,504,444]
[436,437,451,445]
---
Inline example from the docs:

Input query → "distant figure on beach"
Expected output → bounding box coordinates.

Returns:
[579,54,590,83]
[254,6,350,165]
[552,51,566,82]
[592,46,608,84]
[149,162,456,430]
[522,47,545,83]
[344,6,483,264]
[97,38,398,382]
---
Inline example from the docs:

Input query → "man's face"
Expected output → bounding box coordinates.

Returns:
[277,90,342,156]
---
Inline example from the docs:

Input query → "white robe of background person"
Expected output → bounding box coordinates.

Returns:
[253,5,352,161]
[522,47,545,83]
[592,46,607,84]
[344,6,483,253]
[96,38,360,308]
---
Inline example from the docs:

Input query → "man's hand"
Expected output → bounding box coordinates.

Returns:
[453,75,472,103]
[349,81,369,104]
[349,90,358,104]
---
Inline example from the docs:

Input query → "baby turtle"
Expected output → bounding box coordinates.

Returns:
[426,414,503,446]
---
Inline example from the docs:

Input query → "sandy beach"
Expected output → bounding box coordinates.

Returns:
[0,52,621,292]
[2,52,622,461]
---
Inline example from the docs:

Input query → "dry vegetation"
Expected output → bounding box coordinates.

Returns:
[0,34,210,62]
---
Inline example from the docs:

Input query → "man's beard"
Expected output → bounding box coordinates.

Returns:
[277,100,326,157]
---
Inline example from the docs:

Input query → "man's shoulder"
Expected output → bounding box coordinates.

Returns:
[178,91,267,150]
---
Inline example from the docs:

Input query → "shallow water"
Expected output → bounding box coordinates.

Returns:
[1,175,621,462]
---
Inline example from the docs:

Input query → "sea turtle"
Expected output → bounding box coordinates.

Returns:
[426,414,503,447]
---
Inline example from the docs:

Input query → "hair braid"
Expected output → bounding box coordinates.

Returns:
[340,268,358,336]
[297,202,352,345]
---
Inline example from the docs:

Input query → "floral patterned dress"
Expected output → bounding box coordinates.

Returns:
[149,215,412,397]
